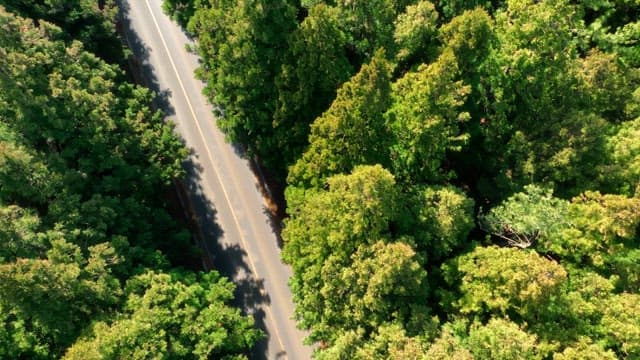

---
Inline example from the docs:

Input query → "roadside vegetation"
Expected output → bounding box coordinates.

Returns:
[0,2,260,358]
[165,0,640,358]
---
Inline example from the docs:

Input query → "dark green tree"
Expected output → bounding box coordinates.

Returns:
[0,0,124,63]
[187,0,298,176]
[274,3,354,167]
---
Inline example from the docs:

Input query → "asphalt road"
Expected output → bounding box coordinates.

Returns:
[119,1,312,359]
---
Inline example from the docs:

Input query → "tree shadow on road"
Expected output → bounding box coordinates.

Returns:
[117,2,274,358]
[182,154,273,359]
[117,0,174,116]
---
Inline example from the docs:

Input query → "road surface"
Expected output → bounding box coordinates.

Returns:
[119,1,313,359]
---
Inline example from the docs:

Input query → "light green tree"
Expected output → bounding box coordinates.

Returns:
[465,318,542,360]
[287,52,393,188]
[319,241,429,338]
[607,116,640,195]
[480,185,570,249]
[0,239,122,354]
[553,338,617,360]
[600,293,640,358]
[400,185,474,260]
[64,271,261,360]
[283,165,398,341]
[393,1,439,62]
[386,49,470,183]
[443,245,567,318]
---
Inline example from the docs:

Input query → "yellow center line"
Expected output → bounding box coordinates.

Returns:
[143,0,288,355]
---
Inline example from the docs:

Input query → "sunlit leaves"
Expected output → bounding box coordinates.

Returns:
[394,1,439,62]
[287,52,393,188]
[64,271,261,360]
[480,185,570,249]
[402,185,474,260]
[444,246,567,317]
[386,49,470,183]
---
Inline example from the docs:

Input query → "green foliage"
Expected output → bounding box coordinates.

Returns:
[439,7,496,74]
[64,271,261,360]
[187,0,298,176]
[562,191,640,265]
[425,318,542,359]
[394,1,439,62]
[163,0,640,357]
[465,318,542,359]
[317,323,434,360]
[0,6,257,358]
[578,49,636,121]
[443,246,567,318]
[283,165,399,340]
[482,185,640,295]
[553,338,617,360]
[607,116,640,195]
[600,293,640,358]
[274,3,354,164]
[287,52,393,188]
[480,185,570,249]
[579,0,640,67]
[0,128,56,205]
[0,0,124,63]
[0,204,44,261]
[334,0,397,57]
[162,0,196,27]
[0,7,189,261]
[0,239,122,352]
[479,0,588,196]
[401,185,475,260]
[436,0,501,20]
[386,49,470,183]
[319,241,429,336]
[425,322,474,359]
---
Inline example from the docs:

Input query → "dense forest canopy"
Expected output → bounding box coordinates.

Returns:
[0,2,260,358]
[164,0,640,358]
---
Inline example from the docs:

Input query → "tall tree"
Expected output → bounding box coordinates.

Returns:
[393,0,440,64]
[0,7,190,265]
[274,3,354,166]
[0,204,45,262]
[287,52,393,188]
[0,0,124,63]
[0,240,122,355]
[464,318,542,359]
[606,116,640,195]
[318,241,429,339]
[187,0,298,176]
[385,49,470,183]
[0,7,258,358]
[283,165,400,342]
[399,185,475,261]
[600,293,640,358]
[334,0,397,58]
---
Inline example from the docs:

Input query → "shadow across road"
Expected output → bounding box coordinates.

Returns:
[117,1,274,358]
[182,153,272,359]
